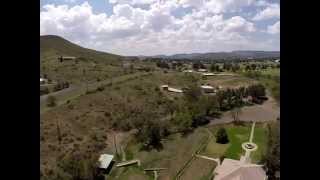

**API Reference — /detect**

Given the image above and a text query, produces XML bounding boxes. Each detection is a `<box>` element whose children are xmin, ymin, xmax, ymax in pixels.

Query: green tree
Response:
<box><xmin>210</xmin><ymin>64</ymin><xmax>219</xmax><ymax>72</ymax></box>
<box><xmin>262</xmin><ymin>122</ymin><xmax>280</xmax><ymax>179</ymax></box>
<box><xmin>173</xmin><ymin>111</ymin><xmax>193</xmax><ymax>132</ymax></box>
<box><xmin>216</xmin><ymin>127</ymin><xmax>229</xmax><ymax>144</ymax></box>
<box><xmin>184</xmin><ymin>85</ymin><xmax>202</xmax><ymax>102</ymax></box>
<box><xmin>248</xmin><ymin>84</ymin><xmax>266</xmax><ymax>99</ymax></box>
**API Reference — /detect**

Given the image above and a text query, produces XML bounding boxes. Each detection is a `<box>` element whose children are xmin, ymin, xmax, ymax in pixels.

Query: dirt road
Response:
<box><xmin>209</xmin><ymin>96</ymin><xmax>280</xmax><ymax>126</ymax></box>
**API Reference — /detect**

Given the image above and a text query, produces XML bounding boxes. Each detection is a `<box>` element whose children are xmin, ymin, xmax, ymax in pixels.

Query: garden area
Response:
<box><xmin>106</xmin><ymin>122</ymin><xmax>270</xmax><ymax>180</ymax></box>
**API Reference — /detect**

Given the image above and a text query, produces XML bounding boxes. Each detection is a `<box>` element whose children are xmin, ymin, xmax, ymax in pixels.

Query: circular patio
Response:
<box><xmin>242</xmin><ymin>142</ymin><xmax>258</xmax><ymax>152</ymax></box>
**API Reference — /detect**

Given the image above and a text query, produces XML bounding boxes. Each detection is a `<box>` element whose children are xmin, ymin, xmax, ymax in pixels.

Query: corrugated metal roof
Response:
<box><xmin>201</xmin><ymin>85</ymin><xmax>214</xmax><ymax>89</ymax></box>
<box><xmin>98</xmin><ymin>154</ymin><xmax>114</xmax><ymax>169</ymax></box>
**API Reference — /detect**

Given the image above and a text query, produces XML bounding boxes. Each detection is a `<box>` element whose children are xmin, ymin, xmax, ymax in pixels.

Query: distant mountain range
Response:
<box><xmin>147</xmin><ymin>51</ymin><xmax>280</xmax><ymax>60</ymax></box>
<box><xmin>41</xmin><ymin>35</ymin><xmax>279</xmax><ymax>62</ymax></box>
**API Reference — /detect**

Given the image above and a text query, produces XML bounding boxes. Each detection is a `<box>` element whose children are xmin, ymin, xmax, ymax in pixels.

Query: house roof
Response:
<box><xmin>98</xmin><ymin>154</ymin><xmax>114</xmax><ymax>169</ymax></box>
<box><xmin>214</xmin><ymin>158</ymin><xmax>266</xmax><ymax>180</ymax></box>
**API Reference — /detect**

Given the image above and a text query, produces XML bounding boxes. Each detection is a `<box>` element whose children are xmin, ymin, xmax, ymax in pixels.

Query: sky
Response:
<box><xmin>40</xmin><ymin>0</ymin><xmax>280</xmax><ymax>56</ymax></box>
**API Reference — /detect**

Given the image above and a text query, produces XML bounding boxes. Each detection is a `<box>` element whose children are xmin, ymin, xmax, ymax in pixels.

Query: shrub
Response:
<box><xmin>216</xmin><ymin>127</ymin><xmax>229</xmax><ymax>144</ymax></box>
<box><xmin>46</xmin><ymin>96</ymin><xmax>56</xmax><ymax>107</ymax></box>
<box><xmin>97</xmin><ymin>86</ymin><xmax>104</xmax><ymax>91</ymax></box>
<box><xmin>40</xmin><ymin>87</ymin><xmax>49</xmax><ymax>95</ymax></box>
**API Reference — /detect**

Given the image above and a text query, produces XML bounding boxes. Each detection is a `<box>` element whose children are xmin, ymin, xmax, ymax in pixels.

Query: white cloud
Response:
<box><xmin>252</xmin><ymin>3</ymin><xmax>280</xmax><ymax>21</ymax></box>
<box><xmin>109</xmin><ymin>0</ymin><xmax>157</xmax><ymax>5</ymax></box>
<box><xmin>267</xmin><ymin>21</ymin><xmax>280</xmax><ymax>34</ymax></box>
<box><xmin>181</xmin><ymin>0</ymin><xmax>255</xmax><ymax>13</ymax></box>
<box><xmin>41</xmin><ymin>1</ymin><xmax>279</xmax><ymax>55</ymax></box>
<box><xmin>64</xmin><ymin>0</ymin><xmax>78</xmax><ymax>3</ymax></box>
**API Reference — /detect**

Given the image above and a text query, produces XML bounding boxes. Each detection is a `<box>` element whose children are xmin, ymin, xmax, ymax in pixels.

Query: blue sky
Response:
<box><xmin>40</xmin><ymin>0</ymin><xmax>280</xmax><ymax>56</ymax></box>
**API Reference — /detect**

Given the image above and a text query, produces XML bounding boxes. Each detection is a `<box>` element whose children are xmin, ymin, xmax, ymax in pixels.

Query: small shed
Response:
<box><xmin>161</xmin><ymin>85</ymin><xmax>169</xmax><ymax>91</ymax></box>
<box><xmin>201</xmin><ymin>85</ymin><xmax>215</xmax><ymax>93</ymax></box>
<box><xmin>197</xmin><ymin>69</ymin><xmax>207</xmax><ymax>72</ymax></box>
<box><xmin>202</xmin><ymin>73</ymin><xmax>215</xmax><ymax>76</ymax></box>
<box><xmin>98</xmin><ymin>154</ymin><xmax>114</xmax><ymax>174</ymax></box>
<box><xmin>40</xmin><ymin>78</ymin><xmax>48</xmax><ymax>84</ymax></box>
<box><xmin>183</xmin><ymin>69</ymin><xmax>193</xmax><ymax>73</ymax></box>
<box><xmin>58</xmin><ymin>56</ymin><xmax>76</xmax><ymax>62</ymax></box>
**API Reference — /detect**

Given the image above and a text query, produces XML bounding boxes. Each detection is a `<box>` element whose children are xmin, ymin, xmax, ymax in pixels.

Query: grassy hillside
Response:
<box><xmin>40</xmin><ymin>35</ymin><xmax>125</xmax><ymax>84</ymax></box>
<box><xmin>40</xmin><ymin>35</ymin><xmax>120</xmax><ymax>63</ymax></box>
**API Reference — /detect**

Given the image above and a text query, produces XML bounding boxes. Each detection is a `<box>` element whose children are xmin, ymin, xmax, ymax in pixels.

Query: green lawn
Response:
<box><xmin>224</xmin><ymin>126</ymin><xmax>251</xmax><ymax>160</ymax></box>
<box><xmin>206</xmin><ymin>123</ymin><xmax>269</xmax><ymax>163</ymax></box>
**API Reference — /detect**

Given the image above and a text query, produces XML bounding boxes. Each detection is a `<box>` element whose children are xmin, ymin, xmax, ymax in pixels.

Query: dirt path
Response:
<box><xmin>209</xmin><ymin>96</ymin><xmax>280</xmax><ymax>126</ymax></box>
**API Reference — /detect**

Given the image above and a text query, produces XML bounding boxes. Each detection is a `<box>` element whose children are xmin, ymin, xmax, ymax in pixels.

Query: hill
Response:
<box><xmin>40</xmin><ymin>35</ymin><xmax>121</xmax><ymax>62</ymax></box>
<box><xmin>40</xmin><ymin>35</ymin><xmax>124</xmax><ymax>84</ymax></box>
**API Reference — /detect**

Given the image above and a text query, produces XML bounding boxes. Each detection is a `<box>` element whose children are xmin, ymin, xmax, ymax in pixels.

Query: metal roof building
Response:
<box><xmin>98</xmin><ymin>154</ymin><xmax>114</xmax><ymax>169</ymax></box>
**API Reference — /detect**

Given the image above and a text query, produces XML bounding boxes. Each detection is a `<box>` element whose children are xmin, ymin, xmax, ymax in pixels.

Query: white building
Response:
<box><xmin>201</xmin><ymin>85</ymin><xmax>215</xmax><ymax>93</ymax></box>
<box><xmin>161</xmin><ymin>85</ymin><xmax>183</xmax><ymax>93</ymax></box>
<box><xmin>98</xmin><ymin>154</ymin><xmax>114</xmax><ymax>170</ymax></box>
<box><xmin>198</xmin><ymin>68</ymin><xmax>208</xmax><ymax>72</ymax></box>
<box><xmin>183</xmin><ymin>69</ymin><xmax>194</xmax><ymax>73</ymax></box>
<box><xmin>202</xmin><ymin>73</ymin><xmax>215</xmax><ymax>76</ymax></box>
<box><xmin>40</xmin><ymin>78</ymin><xmax>48</xmax><ymax>84</ymax></box>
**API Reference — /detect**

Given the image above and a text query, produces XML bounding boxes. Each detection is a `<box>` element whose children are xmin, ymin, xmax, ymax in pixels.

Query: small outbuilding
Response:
<box><xmin>98</xmin><ymin>154</ymin><xmax>114</xmax><ymax>174</ymax></box>
<box><xmin>58</xmin><ymin>56</ymin><xmax>76</xmax><ymax>62</ymax></box>
<box><xmin>161</xmin><ymin>85</ymin><xmax>169</xmax><ymax>91</ymax></box>
<box><xmin>161</xmin><ymin>85</ymin><xmax>183</xmax><ymax>93</ymax></box>
<box><xmin>197</xmin><ymin>69</ymin><xmax>208</xmax><ymax>72</ymax></box>
<box><xmin>201</xmin><ymin>85</ymin><xmax>215</xmax><ymax>93</ymax></box>
<box><xmin>202</xmin><ymin>73</ymin><xmax>215</xmax><ymax>76</ymax></box>
<box><xmin>40</xmin><ymin>78</ymin><xmax>48</xmax><ymax>85</ymax></box>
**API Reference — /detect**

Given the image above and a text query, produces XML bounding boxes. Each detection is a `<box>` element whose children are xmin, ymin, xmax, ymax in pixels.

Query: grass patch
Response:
<box><xmin>206</xmin><ymin>123</ymin><xmax>269</xmax><ymax>163</ymax></box>
<box><xmin>224</xmin><ymin>126</ymin><xmax>250</xmax><ymax>160</ymax></box>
